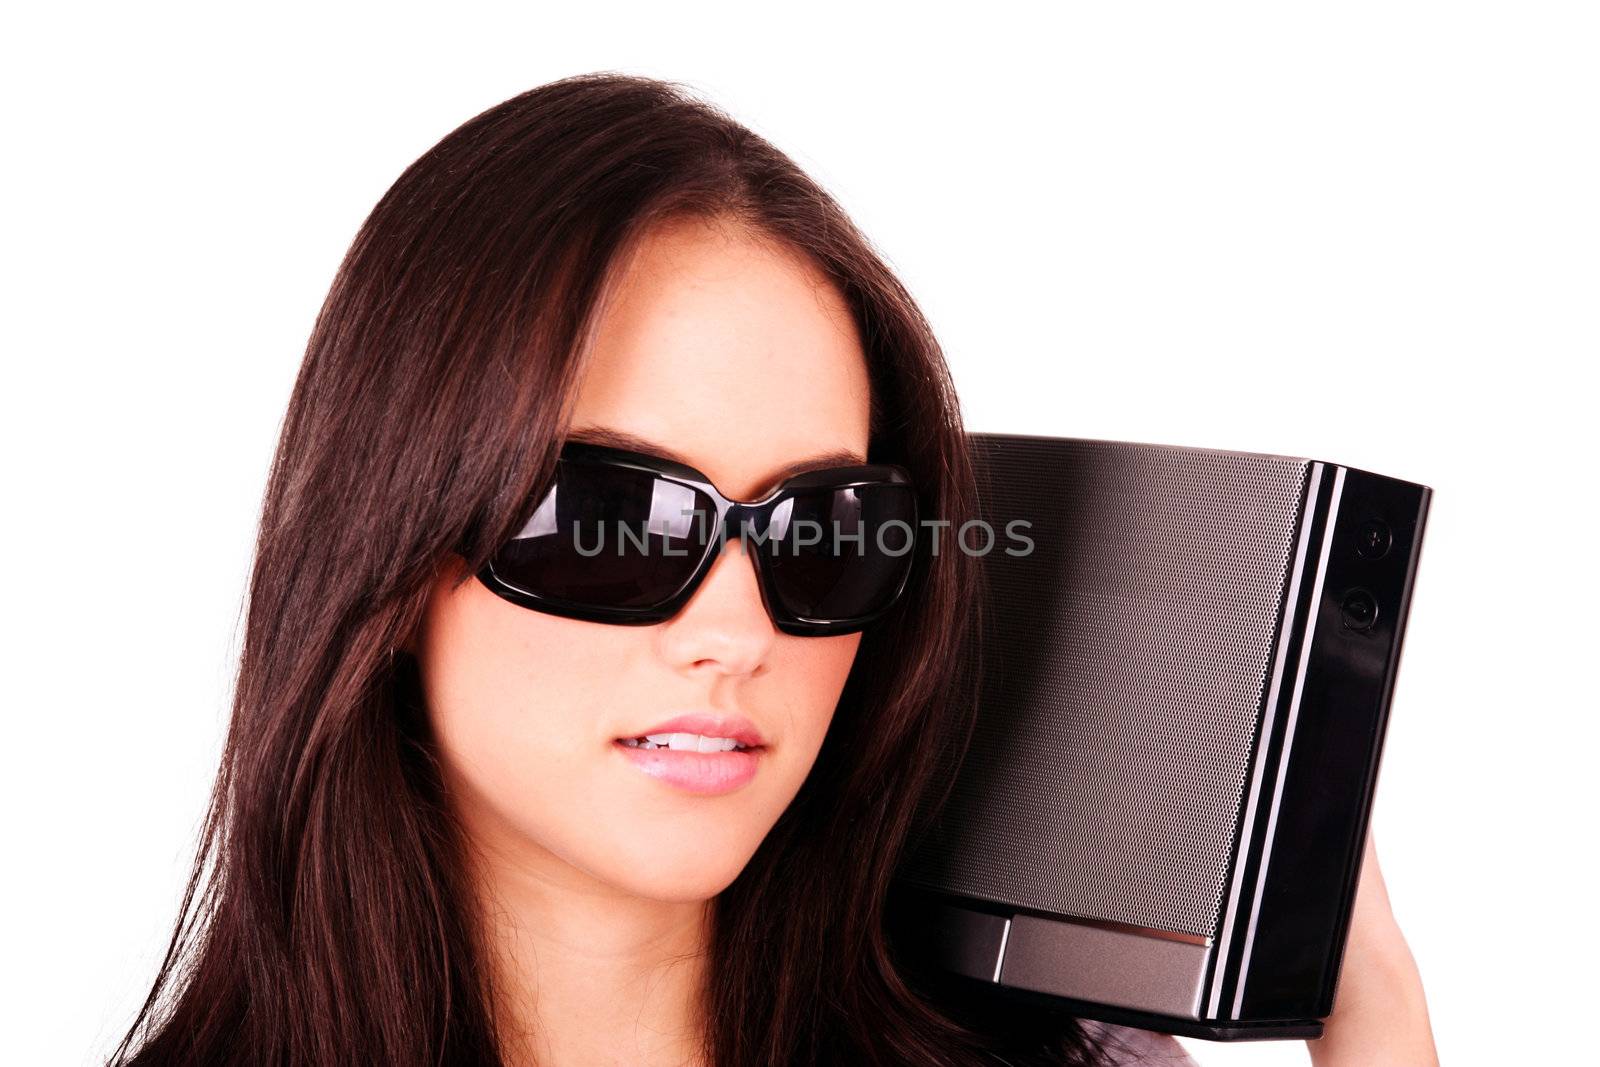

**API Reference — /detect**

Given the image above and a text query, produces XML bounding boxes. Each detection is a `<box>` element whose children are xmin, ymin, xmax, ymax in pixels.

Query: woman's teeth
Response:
<box><xmin>620</xmin><ymin>732</ymin><xmax>751</xmax><ymax>752</ymax></box>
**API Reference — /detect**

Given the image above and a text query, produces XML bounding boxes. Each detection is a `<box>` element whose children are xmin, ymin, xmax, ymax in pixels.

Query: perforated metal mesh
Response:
<box><xmin>898</xmin><ymin>434</ymin><xmax>1310</xmax><ymax>937</ymax></box>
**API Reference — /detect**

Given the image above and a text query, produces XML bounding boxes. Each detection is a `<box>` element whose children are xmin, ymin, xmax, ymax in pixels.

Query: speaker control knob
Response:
<box><xmin>1356</xmin><ymin>519</ymin><xmax>1392</xmax><ymax>559</ymax></box>
<box><xmin>1340</xmin><ymin>588</ymin><xmax>1379</xmax><ymax>632</ymax></box>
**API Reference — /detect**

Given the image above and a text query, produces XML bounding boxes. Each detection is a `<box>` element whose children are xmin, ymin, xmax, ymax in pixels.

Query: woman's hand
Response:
<box><xmin>1305</xmin><ymin>829</ymin><xmax>1439</xmax><ymax>1067</ymax></box>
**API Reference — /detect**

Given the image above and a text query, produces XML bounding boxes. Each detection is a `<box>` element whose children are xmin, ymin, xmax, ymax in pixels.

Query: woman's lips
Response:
<box><xmin>612</xmin><ymin>739</ymin><xmax>763</xmax><ymax>795</ymax></box>
<box><xmin>619</xmin><ymin>712</ymin><xmax>767</xmax><ymax>749</ymax></box>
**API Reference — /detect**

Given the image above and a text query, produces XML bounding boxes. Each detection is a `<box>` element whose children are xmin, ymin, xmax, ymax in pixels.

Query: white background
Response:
<box><xmin>5</xmin><ymin>4</ymin><xmax>1596</xmax><ymax>1064</ymax></box>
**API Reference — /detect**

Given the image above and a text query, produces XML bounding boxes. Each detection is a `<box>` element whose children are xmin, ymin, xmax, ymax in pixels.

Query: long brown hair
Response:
<box><xmin>113</xmin><ymin>73</ymin><xmax>1111</xmax><ymax>1066</ymax></box>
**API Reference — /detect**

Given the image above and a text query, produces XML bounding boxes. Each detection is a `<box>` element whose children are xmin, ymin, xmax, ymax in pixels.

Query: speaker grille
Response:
<box><xmin>899</xmin><ymin>435</ymin><xmax>1310</xmax><ymax>937</ymax></box>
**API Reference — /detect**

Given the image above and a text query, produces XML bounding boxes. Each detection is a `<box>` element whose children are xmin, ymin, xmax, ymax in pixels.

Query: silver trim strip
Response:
<box><xmin>1205</xmin><ymin>462</ymin><xmax>1325</xmax><ymax>1018</ymax></box>
<box><xmin>1001</xmin><ymin>913</ymin><xmax>1213</xmax><ymax>1018</ymax></box>
<box><xmin>1230</xmin><ymin>465</ymin><xmax>1347</xmax><ymax>1018</ymax></box>
<box><xmin>993</xmin><ymin>917</ymin><xmax>1012</xmax><ymax>982</ymax></box>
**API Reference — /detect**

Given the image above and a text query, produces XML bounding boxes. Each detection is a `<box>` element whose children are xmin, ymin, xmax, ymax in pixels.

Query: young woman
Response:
<box><xmin>113</xmin><ymin>73</ymin><xmax>1436</xmax><ymax>1066</ymax></box>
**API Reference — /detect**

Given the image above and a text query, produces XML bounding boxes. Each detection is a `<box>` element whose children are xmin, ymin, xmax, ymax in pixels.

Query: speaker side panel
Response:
<box><xmin>1231</xmin><ymin>467</ymin><xmax>1432</xmax><ymax>1020</ymax></box>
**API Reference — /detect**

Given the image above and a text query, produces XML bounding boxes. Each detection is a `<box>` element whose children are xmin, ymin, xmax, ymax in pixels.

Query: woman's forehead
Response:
<box><xmin>571</xmin><ymin>216</ymin><xmax>872</xmax><ymax>501</ymax></box>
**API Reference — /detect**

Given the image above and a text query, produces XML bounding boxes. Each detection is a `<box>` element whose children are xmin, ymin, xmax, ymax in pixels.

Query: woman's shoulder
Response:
<box><xmin>1076</xmin><ymin>1018</ymin><xmax>1199</xmax><ymax>1066</ymax></box>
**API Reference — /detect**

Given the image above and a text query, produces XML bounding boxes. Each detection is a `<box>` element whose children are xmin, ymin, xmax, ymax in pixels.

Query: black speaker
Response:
<box><xmin>889</xmin><ymin>432</ymin><xmax>1431</xmax><ymax>1041</ymax></box>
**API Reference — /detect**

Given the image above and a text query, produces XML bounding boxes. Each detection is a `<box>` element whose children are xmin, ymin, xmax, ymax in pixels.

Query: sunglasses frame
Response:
<box><xmin>476</xmin><ymin>440</ymin><xmax>919</xmax><ymax>636</ymax></box>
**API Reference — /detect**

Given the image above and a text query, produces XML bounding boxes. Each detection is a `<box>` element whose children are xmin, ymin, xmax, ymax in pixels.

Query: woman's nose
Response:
<box><xmin>655</xmin><ymin>535</ymin><xmax>776</xmax><ymax>677</ymax></box>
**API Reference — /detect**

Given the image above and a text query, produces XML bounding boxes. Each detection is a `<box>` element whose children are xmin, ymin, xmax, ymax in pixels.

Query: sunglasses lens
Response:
<box><xmin>490</xmin><ymin>459</ymin><xmax>715</xmax><ymax>611</ymax></box>
<box><xmin>761</xmin><ymin>484</ymin><xmax>917</xmax><ymax>626</ymax></box>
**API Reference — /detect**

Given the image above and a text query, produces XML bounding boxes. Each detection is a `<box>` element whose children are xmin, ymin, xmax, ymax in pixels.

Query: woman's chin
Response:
<box><xmin>593</xmin><ymin>841</ymin><xmax>755</xmax><ymax>903</ymax></box>
<box><xmin>524</xmin><ymin>820</ymin><xmax>753</xmax><ymax>903</ymax></box>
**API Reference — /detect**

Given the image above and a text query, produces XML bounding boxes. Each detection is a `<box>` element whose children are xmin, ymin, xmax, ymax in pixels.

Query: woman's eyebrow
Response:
<box><xmin>566</xmin><ymin>426</ymin><xmax>868</xmax><ymax>487</ymax></box>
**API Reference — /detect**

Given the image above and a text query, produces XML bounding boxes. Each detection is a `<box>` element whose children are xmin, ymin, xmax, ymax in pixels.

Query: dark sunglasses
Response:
<box><xmin>476</xmin><ymin>441</ymin><xmax>919</xmax><ymax>636</ymax></box>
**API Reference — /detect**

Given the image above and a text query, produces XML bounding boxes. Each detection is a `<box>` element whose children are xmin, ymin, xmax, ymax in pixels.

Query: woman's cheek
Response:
<box><xmin>416</xmin><ymin>577</ymin><xmax>616</xmax><ymax>836</ymax></box>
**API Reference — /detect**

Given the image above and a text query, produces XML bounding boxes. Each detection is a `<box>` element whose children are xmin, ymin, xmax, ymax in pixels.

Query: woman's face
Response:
<box><xmin>415</xmin><ymin>215</ymin><xmax>872</xmax><ymax>902</ymax></box>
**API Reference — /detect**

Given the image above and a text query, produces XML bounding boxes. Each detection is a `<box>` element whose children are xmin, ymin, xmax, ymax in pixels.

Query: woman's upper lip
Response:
<box><xmin>618</xmin><ymin>712</ymin><xmax>768</xmax><ymax>748</ymax></box>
